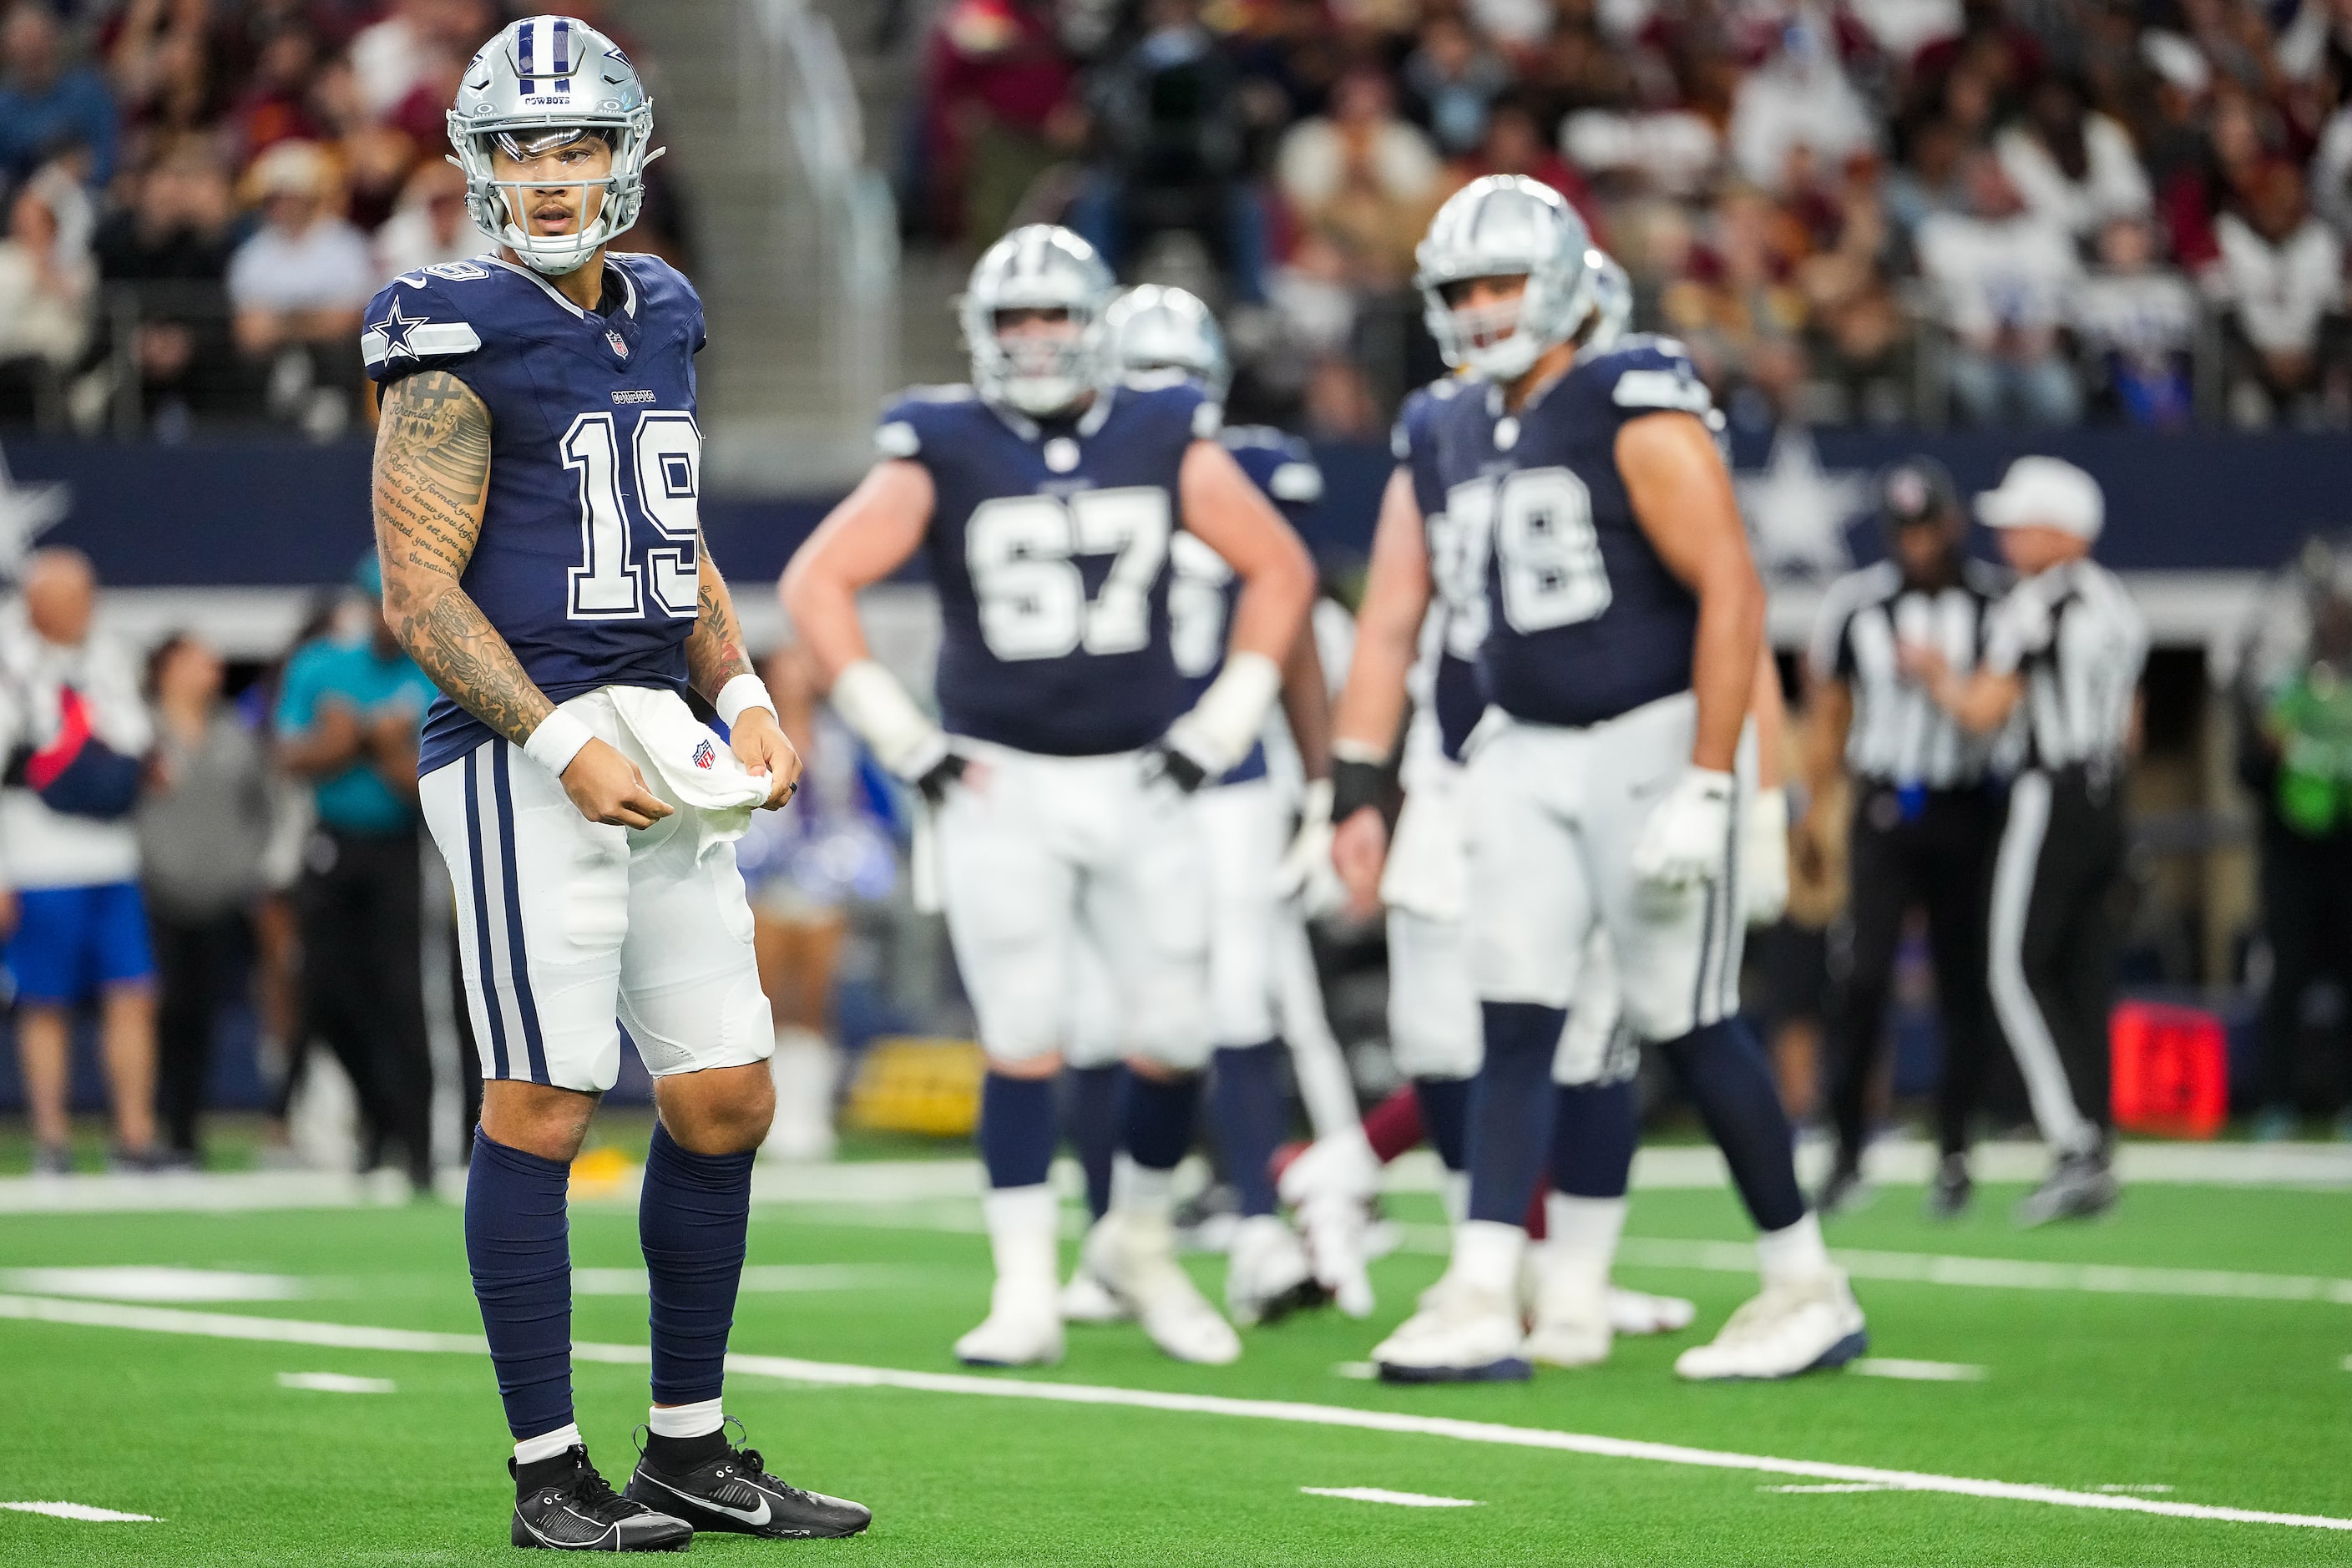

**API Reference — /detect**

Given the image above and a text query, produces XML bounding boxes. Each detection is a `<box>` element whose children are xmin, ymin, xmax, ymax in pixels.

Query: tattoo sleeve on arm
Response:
<box><xmin>685</xmin><ymin>540</ymin><xmax>754</xmax><ymax>700</ymax></box>
<box><xmin>372</xmin><ymin>369</ymin><xmax>554</xmax><ymax>748</ymax></box>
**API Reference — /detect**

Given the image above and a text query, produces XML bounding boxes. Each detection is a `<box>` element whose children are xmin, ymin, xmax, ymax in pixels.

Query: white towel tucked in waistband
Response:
<box><xmin>602</xmin><ymin>685</ymin><xmax>771</xmax><ymax>848</ymax></box>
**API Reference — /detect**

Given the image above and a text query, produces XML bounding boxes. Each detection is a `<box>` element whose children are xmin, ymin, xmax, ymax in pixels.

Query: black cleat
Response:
<box><xmin>510</xmin><ymin>1446</ymin><xmax>691</xmax><ymax>1552</ymax></box>
<box><xmin>1925</xmin><ymin>1153</ymin><xmax>1973</xmax><ymax>1220</ymax></box>
<box><xmin>2014</xmin><ymin>1151</ymin><xmax>2118</xmax><ymax>1227</ymax></box>
<box><xmin>627</xmin><ymin>1433</ymin><xmax>871</xmax><ymax>1540</ymax></box>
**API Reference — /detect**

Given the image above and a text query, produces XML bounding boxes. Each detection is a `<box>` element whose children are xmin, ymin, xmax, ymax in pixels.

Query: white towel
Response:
<box><xmin>603</xmin><ymin>685</ymin><xmax>771</xmax><ymax>853</ymax></box>
<box><xmin>1379</xmin><ymin>772</ymin><xmax>1469</xmax><ymax>922</ymax></box>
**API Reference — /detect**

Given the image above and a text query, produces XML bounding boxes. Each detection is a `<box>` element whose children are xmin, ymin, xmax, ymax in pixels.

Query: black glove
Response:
<box><xmin>912</xmin><ymin>750</ymin><xmax>968</xmax><ymax>806</ymax></box>
<box><xmin>1143</xmin><ymin>741</ymin><xmax>1210</xmax><ymax>795</ymax></box>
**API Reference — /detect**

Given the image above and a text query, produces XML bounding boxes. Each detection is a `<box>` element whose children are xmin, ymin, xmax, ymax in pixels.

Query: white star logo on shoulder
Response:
<box><xmin>369</xmin><ymin>298</ymin><xmax>426</xmax><ymax>362</ymax></box>
<box><xmin>0</xmin><ymin>442</ymin><xmax>68</xmax><ymax>582</ymax></box>
<box><xmin>1736</xmin><ymin>427</ymin><xmax>1869</xmax><ymax>579</ymax></box>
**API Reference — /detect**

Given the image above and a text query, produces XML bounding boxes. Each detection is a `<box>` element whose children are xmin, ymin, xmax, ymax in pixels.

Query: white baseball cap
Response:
<box><xmin>1975</xmin><ymin>456</ymin><xmax>2104</xmax><ymax>541</ymax></box>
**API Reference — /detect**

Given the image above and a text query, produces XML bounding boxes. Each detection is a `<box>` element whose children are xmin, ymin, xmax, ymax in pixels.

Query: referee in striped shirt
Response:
<box><xmin>1804</xmin><ymin>459</ymin><xmax>2007</xmax><ymax>1218</ymax></box>
<box><xmin>1906</xmin><ymin>458</ymin><xmax>2147</xmax><ymax>1227</ymax></box>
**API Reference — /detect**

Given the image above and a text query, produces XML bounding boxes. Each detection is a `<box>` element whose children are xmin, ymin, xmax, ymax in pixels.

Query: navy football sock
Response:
<box><xmin>977</xmin><ymin>1071</ymin><xmax>1057</xmax><ymax>1190</ymax></box>
<box><xmin>1465</xmin><ymin>1003</ymin><xmax>1565</xmax><ymax>1224</ymax></box>
<box><xmin>639</xmin><ymin>1121</ymin><xmax>754</xmax><ymax>1409</ymax></box>
<box><xmin>464</xmin><ymin>1128</ymin><xmax>574</xmax><ymax>1442</ymax></box>
<box><xmin>1551</xmin><ymin>1076</ymin><xmax>1640</xmax><ymax>1199</ymax></box>
<box><xmin>1121</xmin><ymin>1070</ymin><xmax>1199</xmax><ymax>1172</ymax></box>
<box><xmin>1659</xmin><ymin>1016</ymin><xmax>1807</xmax><ymax>1233</ymax></box>
<box><xmin>1414</xmin><ymin>1075</ymin><xmax>1474</xmax><ymax>1172</ymax></box>
<box><xmin>1210</xmin><ymin>1041</ymin><xmax>1285</xmax><ymax>1217</ymax></box>
<box><xmin>1063</xmin><ymin>1064</ymin><xmax>1121</xmax><ymax>1221</ymax></box>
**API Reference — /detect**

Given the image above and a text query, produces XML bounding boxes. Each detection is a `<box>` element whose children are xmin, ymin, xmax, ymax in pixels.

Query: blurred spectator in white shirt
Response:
<box><xmin>1276</xmin><ymin>66</ymin><xmax>1444</xmax><ymax>287</ymax></box>
<box><xmin>2211</xmin><ymin>159</ymin><xmax>2349</xmax><ymax>426</ymax></box>
<box><xmin>2071</xmin><ymin>215</ymin><xmax>2198</xmax><ymax>427</ymax></box>
<box><xmin>1995</xmin><ymin>75</ymin><xmax>2152</xmax><ymax>240</ymax></box>
<box><xmin>226</xmin><ymin>139</ymin><xmax>374</xmax><ymax>439</ymax></box>
<box><xmin>0</xmin><ymin>161</ymin><xmax>96</xmax><ymax>383</ymax></box>
<box><xmin>1919</xmin><ymin>151</ymin><xmax>2084</xmax><ymax>426</ymax></box>
<box><xmin>1728</xmin><ymin>17</ymin><xmax>1877</xmax><ymax>194</ymax></box>
<box><xmin>348</xmin><ymin>0</ymin><xmax>494</xmax><ymax>119</ymax></box>
<box><xmin>374</xmin><ymin>159</ymin><xmax>493</xmax><ymax>281</ymax></box>
<box><xmin>2310</xmin><ymin>104</ymin><xmax>2352</xmax><ymax>248</ymax></box>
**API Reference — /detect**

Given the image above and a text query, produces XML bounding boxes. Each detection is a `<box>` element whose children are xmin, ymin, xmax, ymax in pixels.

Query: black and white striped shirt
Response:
<box><xmin>1981</xmin><ymin>559</ymin><xmax>2147</xmax><ymax>772</ymax></box>
<box><xmin>1809</xmin><ymin>560</ymin><xmax>2009</xmax><ymax>789</ymax></box>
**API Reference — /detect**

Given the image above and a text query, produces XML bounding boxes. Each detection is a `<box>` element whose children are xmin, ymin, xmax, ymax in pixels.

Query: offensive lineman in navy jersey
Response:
<box><xmin>782</xmin><ymin>229</ymin><xmax>1316</xmax><ymax>1370</ymax></box>
<box><xmin>1339</xmin><ymin>177</ymin><xmax>1861</xmax><ymax>1383</ymax></box>
<box><xmin>367</xmin><ymin>16</ymin><xmax>867</xmax><ymax>1549</ymax></box>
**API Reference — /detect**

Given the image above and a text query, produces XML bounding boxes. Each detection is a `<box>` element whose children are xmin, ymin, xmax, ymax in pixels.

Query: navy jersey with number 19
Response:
<box><xmin>877</xmin><ymin>377</ymin><xmax>1216</xmax><ymax>757</ymax></box>
<box><xmin>362</xmin><ymin>251</ymin><xmax>709</xmax><ymax>776</ymax></box>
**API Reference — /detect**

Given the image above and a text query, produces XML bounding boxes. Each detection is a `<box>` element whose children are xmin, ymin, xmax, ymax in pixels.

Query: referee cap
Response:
<box><xmin>1975</xmin><ymin>457</ymin><xmax>2104</xmax><ymax>540</ymax></box>
<box><xmin>1877</xmin><ymin>457</ymin><xmax>1959</xmax><ymax>529</ymax></box>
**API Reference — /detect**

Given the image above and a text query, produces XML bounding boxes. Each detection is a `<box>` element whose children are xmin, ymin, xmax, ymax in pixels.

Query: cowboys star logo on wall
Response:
<box><xmin>0</xmin><ymin>442</ymin><xmax>69</xmax><ymax>583</ymax></box>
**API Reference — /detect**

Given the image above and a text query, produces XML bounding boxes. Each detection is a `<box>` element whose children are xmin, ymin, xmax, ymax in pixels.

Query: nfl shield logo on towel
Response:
<box><xmin>692</xmin><ymin>738</ymin><xmax>715</xmax><ymax>771</ymax></box>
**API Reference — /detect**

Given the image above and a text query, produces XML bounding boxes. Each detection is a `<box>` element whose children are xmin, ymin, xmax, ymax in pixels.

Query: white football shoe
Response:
<box><xmin>1606</xmin><ymin>1285</ymin><xmax>1697</xmax><ymax>1336</ymax></box>
<box><xmin>1226</xmin><ymin>1214</ymin><xmax>1323</xmax><ymax>1327</ymax></box>
<box><xmin>1060</xmin><ymin>1263</ymin><xmax>1130</xmax><ymax>1326</ymax></box>
<box><xmin>1294</xmin><ymin>1193</ymin><xmax>1377</xmax><ymax>1318</ymax></box>
<box><xmin>1084</xmin><ymin>1210</ymin><xmax>1242</xmax><ymax>1365</ymax></box>
<box><xmin>1370</xmin><ymin>1278</ymin><xmax>1530</xmax><ymax>1383</ymax></box>
<box><xmin>953</xmin><ymin>1279</ymin><xmax>1065</xmax><ymax>1368</ymax></box>
<box><xmin>1525</xmin><ymin>1272</ymin><xmax>1611</xmax><ymax>1369</ymax></box>
<box><xmin>1672</xmin><ymin>1269</ymin><xmax>1867</xmax><ymax>1382</ymax></box>
<box><xmin>1276</xmin><ymin>1130</ymin><xmax>1381</xmax><ymax>1211</ymax></box>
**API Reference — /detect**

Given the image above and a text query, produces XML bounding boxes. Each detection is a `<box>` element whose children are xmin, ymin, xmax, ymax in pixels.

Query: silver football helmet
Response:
<box><xmin>1104</xmin><ymin>285</ymin><xmax>1230</xmax><ymax>402</ymax></box>
<box><xmin>1581</xmin><ymin>248</ymin><xmax>1631</xmax><ymax>352</ymax></box>
<box><xmin>448</xmin><ymin>14</ymin><xmax>659</xmax><ymax>276</ymax></box>
<box><xmin>960</xmin><ymin>225</ymin><xmax>1116</xmax><ymax>417</ymax></box>
<box><xmin>1414</xmin><ymin>175</ymin><xmax>1594</xmax><ymax>382</ymax></box>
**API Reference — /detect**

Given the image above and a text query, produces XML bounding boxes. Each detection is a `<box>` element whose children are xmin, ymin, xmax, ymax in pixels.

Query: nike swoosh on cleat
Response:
<box><xmin>639</xmin><ymin>1472</ymin><xmax>770</xmax><ymax>1527</ymax></box>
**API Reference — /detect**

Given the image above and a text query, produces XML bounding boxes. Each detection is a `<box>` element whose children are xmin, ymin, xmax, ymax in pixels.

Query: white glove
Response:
<box><xmin>1272</xmin><ymin>779</ymin><xmax>1346</xmax><ymax>918</ymax></box>
<box><xmin>1630</xmin><ymin>766</ymin><xmax>1736</xmax><ymax>889</ymax></box>
<box><xmin>1741</xmin><ymin>786</ymin><xmax>1789</xmax><ymax>927</ymax></box>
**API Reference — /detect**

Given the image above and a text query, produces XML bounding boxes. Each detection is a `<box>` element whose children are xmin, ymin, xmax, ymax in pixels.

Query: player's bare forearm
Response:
<box><xmin>1281</xmin><ymin>622</ymin><xmax>1333</xmax><ymax>781</ymax></box>
<box><xmin>1751</xmin><ymin>639</ymin><xmax>1787</xmax><ymax>792</ymax></box>
<box><xmin>373</xmin><ymin>370</ymin><xmax>554</xmax><ymax>748</ymax></box>
<box><xmin>685</xmin><ymin>546</ymin><xmax>754</xmax><ymax>701</ymax></box>
<box><xmin>1618</xmin><ymin>412</ymin><xmax>1760</xmax><ymax>773</ymax></box>
<box><xmin>1333</xmin><ymin>468</ymin><xmax>1433</xmax><ymax>757</ymax></box>
<box><xmin>1803</xmin><ymin>676</ymin><xmax>1851</xmax><ymax>799</ymax></box>
<box><xmin>781</xmin><ymin>460</ymin><xmax>935</xmax><ymax>688</ymax></box>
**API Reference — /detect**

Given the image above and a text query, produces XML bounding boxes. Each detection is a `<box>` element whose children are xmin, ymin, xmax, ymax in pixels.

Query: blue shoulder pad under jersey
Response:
<box><xmin>363</xmin><ymin>252</ymin><xmax>710</xmax><ymax>776</ymax></box>
<box><xmin>880</xmin><ymin>378</ymin><xmax>1214</xmax><ymax>757</ymax></box>
<box><xmin>1429</xmin><ymin>338</ymin><xmax>1712</xmax><ymax>731</ymax></box>
<box><xmin>1393</xmin><ymin>377</ymin><xmax>1484</xmax><ymax>759</ymax></box>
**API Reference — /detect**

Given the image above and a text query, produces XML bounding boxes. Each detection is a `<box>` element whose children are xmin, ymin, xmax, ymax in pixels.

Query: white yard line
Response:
<box><xmin>1850</xmin><ymin>1358</ymin><xmax>1988</xmax><ymax>1383</ymax></box>
<box><xmin>2</xmin><ymin>1292</ymin><xmax>2346</xmax><ymax>1534</ymax></box>
<box><xmin>1301</xmin><ymin>1486</ymin><xmax>1479</xmax><ymax>1507</ymax></box>
<box><xmin>571</xmin><ymin>1264</ymin><xmax>935</xmax><ymax>1296</ymax></box>
<box><xmin>0</xmin><ymin>1501</ymin><xmax>158</xmax><ymax>1522</ymax></box>
<box><xmin>1760</xmin><ymin>1484</ymin><xmax>1897</xmax><ymax>1494</ymax></box>
<box><xmin>276</xmin><ymin>1372</ymin><xmax>397</xmax><ymax>1394</ymax></box>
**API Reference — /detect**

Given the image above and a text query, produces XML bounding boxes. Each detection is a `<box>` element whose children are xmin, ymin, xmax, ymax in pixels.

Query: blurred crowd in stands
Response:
<box><xmin>0</xmin><ymin>0</ymin><xmax>687</xmax><ymax>441</ymax></box>
<box><xmin>899</xmin><ymin>0</ymin><xmax>2352</xmax><ymax>435</ymax></box>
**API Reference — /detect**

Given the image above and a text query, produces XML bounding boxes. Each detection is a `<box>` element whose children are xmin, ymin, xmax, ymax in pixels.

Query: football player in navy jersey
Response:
<box><xmin>1284</xmin><ymin>253</ymin><xmax>1698</xmax><ymax>1364</ymax></box>
<box><xmin>366</xmin><ymin>16</ymin><xmax>867</xmax><ymax>1550</ymax></box>
<box><xmin>1050</xmin><ymin>285</ymin><xmax>1366</xmax><ymax>1330</ymax></box>
<box><xmin>781</xmin><ymin>229</ymin><xmax>1316</xmax><ymax>1370</ymax></box>
<box><xmin>1330</xmin><ymin>178</ymin><xmax>1859</xmax><ymax>1383</ymax></box>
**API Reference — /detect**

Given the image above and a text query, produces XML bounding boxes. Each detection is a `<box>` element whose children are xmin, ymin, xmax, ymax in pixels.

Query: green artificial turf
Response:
<box><xmin>1</xmin><ymin>1178</ymin><xmax>2348</xmax><ymax>1565</ymax></box>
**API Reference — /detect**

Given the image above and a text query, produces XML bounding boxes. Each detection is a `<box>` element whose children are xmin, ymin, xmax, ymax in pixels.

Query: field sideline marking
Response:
<box><xmin>1850</xmin><ymin>1358</ymin><xmax>1986</xmax><ymax>1382</ymax></box>
<box><xmin>1393</xmin><ymin>1227</ymin><xmax>2352</xmax><ymax>1308</ymax></box>
<box><xmin>277</xmin><ymin>1371</ymin><xmax>397</xmax><ymax>1394</ymax></box>
<box><xmin>3</xmin><ymin>1292</ymin><xmax>2347</xmax><ymax>1535</ymax></box>
<box><xmin>1301</xmin><ymin>1487</ymin><xmax>1479</xmax><ymax>1507</ymax></box>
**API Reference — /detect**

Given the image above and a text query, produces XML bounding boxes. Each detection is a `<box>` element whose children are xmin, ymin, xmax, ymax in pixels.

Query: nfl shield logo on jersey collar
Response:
<box><xmin>606</xmin><ymin>327</ymin><xmax>630</xmax><ymax>360</ymax></box>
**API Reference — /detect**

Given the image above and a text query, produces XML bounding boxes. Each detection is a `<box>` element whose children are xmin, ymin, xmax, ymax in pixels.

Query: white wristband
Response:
<box><xmin>714</xmin><ymin>673</ymin><xmax>776</xmax><ymax>730</ymax></box>
<box><xmin>524</xmin><ymin>710</ymin><xmax>595</xmax><ymax>778</ymax></box>
<box><xmin>1166</xmin><ymin>650</ymin><xmax>1282</xmax><ymax>777</ymax></box>
<box><xmin>829</xmin><ymin>658</ymin><xmax>948</xmax><ymax>781</ymax></box>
